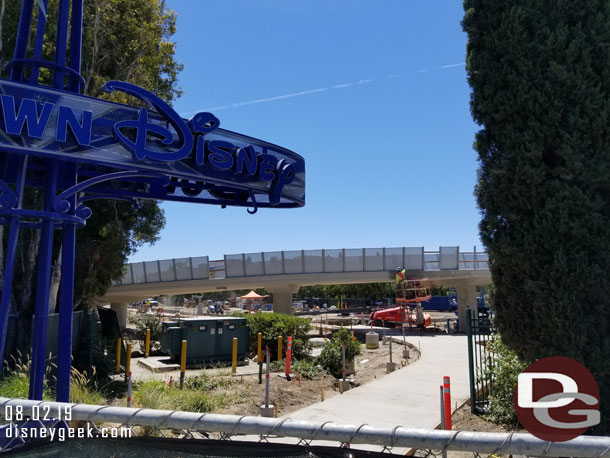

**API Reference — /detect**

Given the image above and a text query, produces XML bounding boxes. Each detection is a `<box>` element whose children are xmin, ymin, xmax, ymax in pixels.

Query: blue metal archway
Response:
<box><xmin>0</xmin><ymin>0</ymin><xmax>305</xmax><ymax>402</ymax></box>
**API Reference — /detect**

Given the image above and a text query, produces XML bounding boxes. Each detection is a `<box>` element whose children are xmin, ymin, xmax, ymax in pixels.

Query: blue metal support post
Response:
<box><xmin>0</xmin><ymin>156</ymin><xmax>28</xmax><ymax>367</ymax></box>
<box><xmin>29</xmin><ymin>161</ymin><xmax>58</xmax><ymax>400</ymax></box>
<box><xmin>57</xmin><ymin>162</ymin><xmax>77</xmax><ymax>402</ymax></box>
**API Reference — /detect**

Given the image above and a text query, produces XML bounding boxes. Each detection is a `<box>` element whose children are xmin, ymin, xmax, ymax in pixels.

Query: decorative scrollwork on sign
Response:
<box><xmin>78</xmin><ymin>195</ymin><xmax>140</xmax><ymax>210</ymax></box>
<box><xmin>75</xmin><ymin>204</ymin><xmax>92</xmax><ymax>220</ymax></box>
<box><xmin>0</xmin><ymin>180</ymin><xmax>18</xmax><ymax>210</ymax></box>
<box><xmin>247</xmin><ymin>193</ymin><xmax>258</xmax><ymax>215</ymax></box>
<box><xmin>53</xmin><ymin>171</ymin><xmax>170</xmax><ymax>214</ymax></box>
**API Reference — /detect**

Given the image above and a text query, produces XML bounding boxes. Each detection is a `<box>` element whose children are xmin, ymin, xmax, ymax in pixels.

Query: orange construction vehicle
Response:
<box><xmin>369</xmin><ymin>274</ymin><xmax>432</xmax><ymax>328</ymax></box>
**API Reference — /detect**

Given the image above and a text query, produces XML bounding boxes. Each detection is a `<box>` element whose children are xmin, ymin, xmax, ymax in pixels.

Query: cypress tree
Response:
<box><xmin>463</xmin><ymin>0</ymin><xmax>610</xmax><ymax>431</ymax></box>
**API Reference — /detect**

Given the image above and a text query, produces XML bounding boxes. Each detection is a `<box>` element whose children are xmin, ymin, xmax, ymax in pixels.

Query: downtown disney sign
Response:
<box><xmin>0</xmin><ymin>0</ymin><xmax>304</xmax><ymax>404</ymax></box>
<box><xmin>0</xmin><ymin>79</ymin><xmax>305</xmax><ymax>210</ymax></box>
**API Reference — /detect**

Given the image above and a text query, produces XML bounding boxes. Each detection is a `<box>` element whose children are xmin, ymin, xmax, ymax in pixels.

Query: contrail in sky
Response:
<box><xmin>183</xmin><ymin>62</ymin><xmax>464</xmax><ymax>115</ymax></box>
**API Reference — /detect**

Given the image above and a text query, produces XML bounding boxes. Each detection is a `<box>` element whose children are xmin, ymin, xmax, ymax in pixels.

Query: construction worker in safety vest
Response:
<box><xmin>395</xmin><ymin>267</ymin><xmax>406</xmax><ymax>285</ymax></box>
<box><xmin>395</xmin><ymin>267</ymin><xmax>406</xmax><ymax>298</ymax></box>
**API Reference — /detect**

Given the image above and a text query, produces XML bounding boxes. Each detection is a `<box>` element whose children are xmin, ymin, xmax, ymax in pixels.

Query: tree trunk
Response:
<box><xmin>48</xmin><ymin>245</ymin><xmax>62</xmax><ymax>313</ymax></box>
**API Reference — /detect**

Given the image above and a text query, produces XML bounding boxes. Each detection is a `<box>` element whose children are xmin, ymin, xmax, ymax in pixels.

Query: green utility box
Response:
<box><xmin>160</xmin><ymin>317</ymin><xmax>249</xmax><ymax>365</ymax></box>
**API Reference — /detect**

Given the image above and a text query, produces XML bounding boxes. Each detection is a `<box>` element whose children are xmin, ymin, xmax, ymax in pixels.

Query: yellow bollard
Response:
<box><xmin>125</xmin><ymin>342</ymin><xmax>132</xmax><ymax>379</ymax></box>
<box><xmin>115</xmin><ymin>337</ymin><xmax>121</xmax><ymax>373</ymax></box>
<box><xmin>257</xmin><ymin>332</ymin><xmax>262</xmax><ymax>362</ymax></box>
<box><xmin>232</xmin><ymin>337</ymin><xmax>238</xmax><ymax>374</ymax></box>
<box><xmin>145</xmin><ymin>329</ymin><xmax>150</xmax><ymax>358</ymax></box>
<box><xmin>180</xmin><ymin>340</ymin><xmax>187</xmax><ymax>389</ymax></box>
<box><xmin>277</xmin><ymin>336</ymin><xmax>283</xmax><ymax>362</ymax></box>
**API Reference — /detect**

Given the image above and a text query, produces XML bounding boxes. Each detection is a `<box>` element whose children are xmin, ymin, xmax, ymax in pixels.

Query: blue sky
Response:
<box><xmin>130</xmin><ymin>1</ymin><xmax>482</xmax><ymax>262</ymax></box>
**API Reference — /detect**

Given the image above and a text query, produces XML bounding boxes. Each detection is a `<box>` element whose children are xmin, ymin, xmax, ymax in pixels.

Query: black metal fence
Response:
<box><xmin>466</xmin><ymin>307</ymin><xmax>496</xmax><ymax>414</ymax></box>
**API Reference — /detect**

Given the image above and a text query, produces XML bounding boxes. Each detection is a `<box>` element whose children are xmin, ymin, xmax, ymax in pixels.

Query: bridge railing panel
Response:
<box><xmin>225</xmin><ymin>254</ymin><xmax>245</xmax><ymax>278</ymax></box>
<box><xmin>159</xmin><ymin>259</ymin><xmax>176</xmax><ymax>281</ymax></box>
<box><xmin>174</xmin><ymin>258</ymin><xmax>193</xmax><ymax>280</ymax></box>
<box><xmin>459</xmin><ymin>252</ymin><xmax>474</xmax><ymax>270</ymax></box>
<box><xmin>191</xmin><ymin>256</ymin><xmax>210</xmax><ymax>280</ymax></box>
<box><xmin>424</xmin><ymin>251</ymin><xmax>440</xmax><ymax>270</ymax></box>
<box><xmin>323</xmin><ymin>249</ymin><xmax>343</xmax><ymax>272</ymax></box>
<box><xmin>474</xmin><ymin>251</ymin><xmax>489</xmax><ymax>270</ymax></box>
<box><xmin>405</xmin><ymin>247</ymin><xmax>424</xmax><ymax>270</ymax></box>
<box><xmin>145</xmin><ymin>261</ymin><xmax>160</xmax><ymax>283</ymax></box>
<box><xmin>245</xmin><ymin>252</ymin><xmax>264</xmax><ymax>276</ymax></box>
<box><xmin>344</xmin><ymin>248</ymin><xmax>364</xmax><ymax>272</ymax></box>
<box><xmin>264</xmin><ymin>251</ymin><xmax>283</xmax><ymax>275</ymax></box>
<box><xmin>364</xmin><ymin>247</ymin><xmax>383</xmax><ymax>271</ymax></box>
<box><xmin>283</xmin><ymin>250</ymin><xmax>304</xmax><ymax>274</ymax></box>
<box><xmin>440</xmin><ymin>246</ymin><xmax>459</xmax><ymax>270</ymax></box>
<box><xmin>303</xmin><ymin>249</ymin><xmax>323</xmax><ymax>273</ymax></box>
<box><xmin>132</xmin><ymin>262</ymin><xmax>146</xmax><ymax>284</ymax></box>
<box><xmin>383</xmin><ymin>247</ymin><xmax>403</xmax><ymax>271</ymax></box>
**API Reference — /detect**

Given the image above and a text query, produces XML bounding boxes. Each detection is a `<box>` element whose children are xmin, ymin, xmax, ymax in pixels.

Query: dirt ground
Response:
<box><xmin>218</xmin><ymin>338</ymin><xmax>420</xmax><ymax>417</ymax></box>
<box><xmin>410</xmin><ymin>403</ymin><xmax>515</xmax><ymax>458</ymax></box>
<box><xmin>452</xmin><ymin>404</ymin><xmax>511</xmax><ymax>434</ymax></box>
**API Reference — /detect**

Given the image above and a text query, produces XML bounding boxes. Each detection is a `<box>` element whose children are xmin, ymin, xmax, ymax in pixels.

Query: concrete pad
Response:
<box><xmin>137</xmin><ymin>357</ymin><xmax>179</xmax><ymax>372</ymax></box>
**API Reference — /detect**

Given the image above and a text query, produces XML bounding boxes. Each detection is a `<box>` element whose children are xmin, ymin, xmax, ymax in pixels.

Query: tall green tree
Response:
<box><xmin>463</xmin><ymin>0</ymin><xmax>610</xmax><ymax>431</ymax></box>
<box><xmin>0</xmin><ymin>0</ymin><xmax>180</xmax><ymax>352</ymax></box>
<box><xmin>297</xmin><ymin>283</ymin><xmax>392</xmax><ymax>301</ymax></box>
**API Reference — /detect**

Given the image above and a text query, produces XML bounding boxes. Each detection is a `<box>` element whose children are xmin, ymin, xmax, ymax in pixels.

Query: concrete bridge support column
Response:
<box><xmin>269</xmin><ymin>285</ymin><xmax>299</xmax><ymax>314</ymax></box>
<box><xmin>455</xmin><ymin>282</ymin><xmax>478</xmax><ymax>332</ymax></box>
<box><xmin>110</xmin><ymin>302</ymin><xmax>128</xmax><ymax>330</ymax></box>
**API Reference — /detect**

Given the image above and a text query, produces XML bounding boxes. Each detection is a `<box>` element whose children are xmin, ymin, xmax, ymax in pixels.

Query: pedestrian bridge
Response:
<box><xmin>101</xmin><ymin>246</ymin><xmax>491</xmax><ymax>330</ymax></box>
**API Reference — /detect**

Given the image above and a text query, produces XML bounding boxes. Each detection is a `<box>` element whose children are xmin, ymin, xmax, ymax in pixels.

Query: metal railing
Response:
<box><xmin>1</xmin><ymin>398</ymin><xmax>609</xmax><ymax>457</ymax></box>
<box><xmin>113</xmin><ymin>246</ymin><xmax>489</xmax><ymax>286</ymax></box>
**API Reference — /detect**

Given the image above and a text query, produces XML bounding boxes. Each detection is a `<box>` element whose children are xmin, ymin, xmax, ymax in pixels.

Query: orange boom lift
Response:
<box><xmin>369</xmin><ymin>273</ymin><xmax>432</xmax><ymax>328</ymax></box>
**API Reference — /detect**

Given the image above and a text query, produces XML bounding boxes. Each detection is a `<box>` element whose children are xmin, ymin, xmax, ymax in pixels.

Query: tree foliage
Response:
<box><xmin>297</xmin><ymin>283</ymin><xmax>392</xmax><ymax>300</ymax></box>
<box><xmin>463</xmin><ymin>0</ymin><xmax>610</xmax><ymax>432</ymax></box>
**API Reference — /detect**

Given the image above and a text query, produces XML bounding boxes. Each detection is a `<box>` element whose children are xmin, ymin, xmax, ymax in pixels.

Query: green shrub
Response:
<box><xmin>184</xmin><ymin>372</ymin><xmax>234</xmax><ymax>391</ymax></box>
<box><xmin>129</xmin><ymin>313</ymin><xmax>163</xmax><ymax>351</ymax></box>
<box><xmin>269</xmin><ymin>358</ymin><xmax>321</xmax><ymax>380</ymax></box>
<box><xmin>244</xmin><ymin>313</ymin><xmax>312</xmax><ymax>360</ymax></box>
<box><xmin>291</xmin><ymin>359</ymin><xmax>321</xmax><ymax>380</ymax></box>
<box><xmin>0</xmin><ymin>353</ymin><xmax>53</xmax><ymax>400</ymax></box>
<box><xmin>69</xmin><ymin>368</ymin><xmax>106</xmax><ymax>405</ymax></box>
<box><xmin>317</xmin><ymin>328</ymin><xmax>361</xmax><ymax>378</ymax></box>
<box><xmin>484</xmin><ymin>338</ymin><xmax>527</xmax><ymax>426</ymax></box>
<box><xmin>132</xmin><ymin>375</ymin><xmax>244</xmax><ymax>414</ymax></box>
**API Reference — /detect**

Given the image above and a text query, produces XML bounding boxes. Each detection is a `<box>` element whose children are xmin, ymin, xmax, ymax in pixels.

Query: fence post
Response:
<box><xmin>443</xmin><ymin>376</ymin><xmax>452</xmax><ymax>430</ymax></box>
<box><xmin>127</xmin><ymin>371</ymin><xmax>132</xmax><ymax>407</ymax></box>
<box><xmin>232</xmin><ymin>337</ymin><xmax>238</xmax><ymax>374</ymax></box>
<box><xmin>265</xmin><ymin>347</ymin><xmax>270</xmax><ymax>408</ymax></box>
<box><xmin>284</xmin><ymin>336</ymin><xmax>293</xmax><ymax>380</ymax></box>
<box><xmin>88</xmin><ymin>312</ymin><xmax>95</xmax><ymax>379</ymax></box>
<box><xmin>466</xmin><ymin>308</ymin><xmax>476</xmax><ymax>414</ymax></box>
<box><xmin>440</xmin><ymin>385</ymin><xmax>447</xmax><ymax>458</ymax></box>
<box><xmin>125</xmin><ymin>343</ymin><xmax>132</xmax><ymax>383</ymax></box>
<box><xmin>180</xmin><ymin>340</ymin><xmax>187</xmax><ymax>389</ymax></box>
<box><xmin>145</xmin><ymin>328</ymin><xmax>150</xmax><ymax>358</ymax></box>
<box><xmin>115</xmin><ymin>337</ymin><xmax>121</xmax><ymax>374</ymax></box>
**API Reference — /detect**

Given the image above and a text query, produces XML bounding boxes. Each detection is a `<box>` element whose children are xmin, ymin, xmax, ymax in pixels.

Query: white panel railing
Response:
<box><xmin>114</xmin><ymin>247</ymin><xmax>488</xmax><ymax>284</ymax></box>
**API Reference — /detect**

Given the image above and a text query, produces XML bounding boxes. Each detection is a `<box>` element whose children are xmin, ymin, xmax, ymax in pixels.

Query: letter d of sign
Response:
<box><xmin>103</xmin><ymin>81</ymin><xmax>193</xmax><ymax>162</ymax></box>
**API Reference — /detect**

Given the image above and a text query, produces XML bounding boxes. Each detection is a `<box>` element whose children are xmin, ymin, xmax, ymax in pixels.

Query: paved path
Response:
<box><xmin>283</xmin><ymin>334</ymin><xmax>470</xmax><ymax>430</ymax></box>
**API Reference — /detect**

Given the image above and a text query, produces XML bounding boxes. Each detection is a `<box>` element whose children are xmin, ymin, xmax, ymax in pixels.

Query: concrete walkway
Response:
<box><xmin>283</xmin><ymin>334</ymin><xmax>470</xmax><ymax>430</ymax></box>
